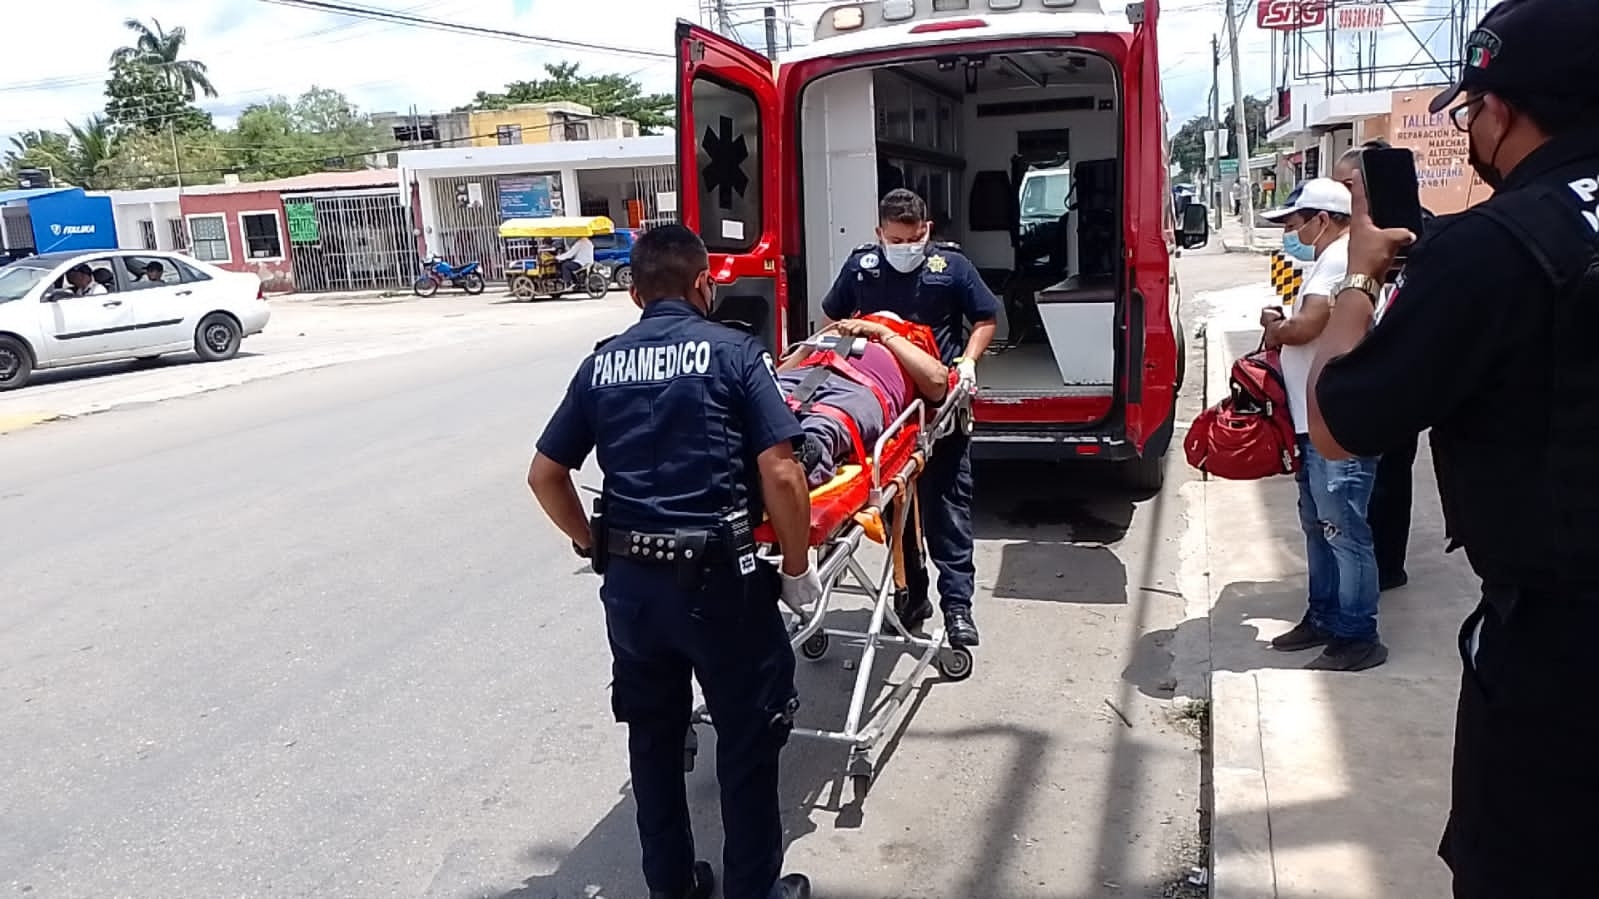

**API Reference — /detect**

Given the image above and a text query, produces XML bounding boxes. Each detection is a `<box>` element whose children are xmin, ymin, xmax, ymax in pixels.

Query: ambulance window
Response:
<box><xmin>692</xmin><ymin>75</ymin><xmax>762</xmax><ymax>253</ymax></box>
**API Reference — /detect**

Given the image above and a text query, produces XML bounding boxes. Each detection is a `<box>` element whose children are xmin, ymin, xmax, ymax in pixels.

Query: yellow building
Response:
<box><xmin>466</xmin><ymin>102</ymin><xmax>639</xmax><ymax>147</ymax></box>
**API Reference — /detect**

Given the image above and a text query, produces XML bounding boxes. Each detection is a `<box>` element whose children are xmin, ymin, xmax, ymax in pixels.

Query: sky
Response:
<box><xmin>0</xmin><ymin>0</ymin><xmax>1470</xmax><ymax>145</ymax></box>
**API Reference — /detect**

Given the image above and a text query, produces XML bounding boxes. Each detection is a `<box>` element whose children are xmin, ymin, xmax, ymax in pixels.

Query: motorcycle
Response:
<box><xmin>413</xmin><ymin>256</ymin><xmax>486</xmax><ymax>297</ymax></box>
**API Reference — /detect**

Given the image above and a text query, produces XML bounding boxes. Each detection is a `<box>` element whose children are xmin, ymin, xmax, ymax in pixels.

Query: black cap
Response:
<box><xmin>1429</xmin><ymin>0</ymin><xmax>1599</xmax><ymax>114</ymax></box>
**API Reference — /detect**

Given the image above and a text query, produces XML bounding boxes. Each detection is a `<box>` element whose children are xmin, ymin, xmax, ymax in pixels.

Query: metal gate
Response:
<box><xmin>428</xmin><ymin>172</ymin><xmax>567</xmax><ymax>277</ymax></box>
<box><xmin>284</xmin><ymin>190</ymin><xmax>415</xmax><ymax>292</ymax></box>
<box><xmin>630</xmin><ymin>165</ymin><xmax>678</xmax><ymax>230</ymax></box>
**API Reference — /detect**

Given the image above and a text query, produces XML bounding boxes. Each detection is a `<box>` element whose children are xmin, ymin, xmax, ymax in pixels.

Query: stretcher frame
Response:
<box><xmin>685</xmin><ymin>380</ymin><xmax>975</xmax><ymax>788</ymax></box>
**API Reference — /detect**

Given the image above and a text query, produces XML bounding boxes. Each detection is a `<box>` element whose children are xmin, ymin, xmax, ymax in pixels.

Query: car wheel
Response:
<box><xmin>195</xmin><ymin>313</ymin><xmax>242</xmax><ymax>362</ymax></box>
<box><xmin>613</xmin><ymin>265</ymin><xmax>633</xmax><ymax>290</ymax></box>
<box><xmin>0</xmin><ymin>335</ymin><xmax>34</xmax><ymax>391</ymax></box>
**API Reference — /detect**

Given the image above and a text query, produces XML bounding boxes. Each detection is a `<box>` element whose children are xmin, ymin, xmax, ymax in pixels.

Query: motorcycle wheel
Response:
<box><xmin>413</xmin><ymin>276</ymin><xmax>439</xmax><ymax>298</ymax></box>
<box><xmin>585</xmin><ymin>271</ymin><xmax>609</xmax><ymax>299</ymax></box>
<box><xmin>510</xmin><ymin>275</ymin><xmax>536</xmax><ymax>300</ymax></box>
<box><xmin>461</xmin><ymin>272</ymin><xmax>486</xmax><ymax>295</ymax></box>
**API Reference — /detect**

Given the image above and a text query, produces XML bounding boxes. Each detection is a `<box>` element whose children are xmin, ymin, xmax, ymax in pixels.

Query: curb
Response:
<box><xmin>1221</xmin><ymin>238</ymin><xmax>1277</xmax><ymax>256</ymax></box>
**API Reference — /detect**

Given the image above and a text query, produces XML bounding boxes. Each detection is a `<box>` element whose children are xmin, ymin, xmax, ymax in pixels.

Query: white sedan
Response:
<box><xmin>0</xmin><ymin>249</ymin><xmax>271</xmax><ymax>391</ymax></box>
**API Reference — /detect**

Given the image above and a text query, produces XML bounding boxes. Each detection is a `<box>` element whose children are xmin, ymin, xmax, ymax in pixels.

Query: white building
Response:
<box><xmin>397</xmin><ymin>136</ymin><xmax>677</xmax><ymax>274</ymax></box>
<box><xmin>91</xmin><ymin>187</ymin><xmax>185</xmax><ymax>252</ymax></box>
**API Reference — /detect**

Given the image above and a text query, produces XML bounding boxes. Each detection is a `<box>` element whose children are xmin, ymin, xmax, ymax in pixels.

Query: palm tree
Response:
<box><xmin>110</xmin><ymin>17</ymin><xmax>217</xmax><ymax>102</ymax></box>
<box><xmin>65</xmin><ymin>116</ymin><xmax>119</xmax><ymax>188</ymax></box>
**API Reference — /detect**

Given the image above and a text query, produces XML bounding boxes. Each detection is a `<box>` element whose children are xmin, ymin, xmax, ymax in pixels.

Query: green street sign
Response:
<box><xmin>1219</xmin><ymin>158</ymin><xmax>1240</xmax><ymax>176</ymax></box>
<box><xmin>286</xmin><ymin>202</ymin><xmax>319</xmax><ymax>243</ymax></box>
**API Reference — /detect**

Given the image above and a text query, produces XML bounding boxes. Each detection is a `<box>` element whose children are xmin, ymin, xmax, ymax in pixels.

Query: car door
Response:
<box><xmin>35</xmin><ymin>257</ymin><xmax>138</xmax><ymax>362</ymax></box>
<box><xmin>121</xmin><ymin>254</ymin><xmax>197</xmax><ymax>348</ymax></box>
<box><xmin>675</xmin><ymin>22</ymin><xmax>786</xmax><ymax>350</ymax></box>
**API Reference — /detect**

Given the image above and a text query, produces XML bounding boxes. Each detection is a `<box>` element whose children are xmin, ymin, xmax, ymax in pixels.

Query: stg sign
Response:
<box><xmin>1257</xmin><ymin>0</ymin><xmax>1326</xmax><ymax>30</ymax></box>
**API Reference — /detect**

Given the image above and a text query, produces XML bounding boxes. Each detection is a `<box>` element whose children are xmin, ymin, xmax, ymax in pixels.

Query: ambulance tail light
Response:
<box><xmin>910</xmin><ymin>17</ymin><xmax>988</xmax><ymax>32</ymax></box>
<box><xmin>831</xmin><ymin>5</ymin><xmax>865</xmax><ymax>30</ymax></box>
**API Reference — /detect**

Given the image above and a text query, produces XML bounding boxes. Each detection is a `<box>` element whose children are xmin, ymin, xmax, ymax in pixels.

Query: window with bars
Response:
<box><xmin>188</xmin><ymin>215</ymin><xmax>229</xmax><ymax>262</ymax></box>
<box><xmin>137</xmin><ymin>220</ymin><xmax>157</xmax><ymax>250</ymax></box>
<box><xmin>240</xmin><ymin>212</ymin><xmax>283</xmax><ymax>259</ymax></box>
<box><xmin>496</xmin><ymin>124</ymin><xmax>522</xmax><ymax>145</ymax></box>
<box><xmin>167</xmin><ymin>219</ymin><xmax>187</xmax><ymax>250</ymax></box>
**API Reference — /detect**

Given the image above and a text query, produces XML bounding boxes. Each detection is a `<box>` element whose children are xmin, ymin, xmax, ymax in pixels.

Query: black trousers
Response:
<box><xmin>1368</xmin><ymin>431</ymin><xmax>1417</xmax><ymax>583</ymax></box>
<box><xmin>1441</xmin><ymin>585</ymin><xmax>1599</xmax><ymax>897</ymax></box>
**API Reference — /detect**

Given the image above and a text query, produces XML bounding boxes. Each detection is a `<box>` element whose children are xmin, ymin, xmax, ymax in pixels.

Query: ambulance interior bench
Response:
<box><xmin>683</xmin><ymin>352</ymin><xmax>975</xmax><ymax>795</ymax></box>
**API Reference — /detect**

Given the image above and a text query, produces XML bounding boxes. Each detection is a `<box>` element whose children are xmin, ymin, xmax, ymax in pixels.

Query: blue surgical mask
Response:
<box><xmin>1282</xmin><ymin>231</ymin><xmax>1315</xmax><ymax>263</ymax></box>
<box><xmin>884</xmin><ymin>242</ymin><xmax>928</xmax><ymax>273</ymax></box>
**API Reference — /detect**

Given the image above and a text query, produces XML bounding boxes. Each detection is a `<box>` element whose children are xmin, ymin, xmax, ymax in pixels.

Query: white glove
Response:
<box><xmin>955</xmin><ymin>357</ymin><xmax>977</xmax><ymax>387</ymax></box>
<box><xmin>780</xmin><ymin>564</ymin><xmax>823</xmax><ymax>610</ymax></box>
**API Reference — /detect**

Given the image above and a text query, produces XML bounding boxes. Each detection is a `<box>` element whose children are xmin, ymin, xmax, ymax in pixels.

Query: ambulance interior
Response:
<box><xmin>799</xmin><ymin>49</ymin><xmax>1124</xmax><ymax>402</ymax></box>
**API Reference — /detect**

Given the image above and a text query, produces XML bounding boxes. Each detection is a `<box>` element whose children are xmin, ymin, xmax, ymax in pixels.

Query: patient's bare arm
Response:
<box><xmin>834</xmin><ymin>319</ymin><xmax>948</xmax><ymax>403</ymax></box>
<box><xmin>775</xmin><ymin>323</ymin><xmax>843</xmax><ymax>372</ymax></box>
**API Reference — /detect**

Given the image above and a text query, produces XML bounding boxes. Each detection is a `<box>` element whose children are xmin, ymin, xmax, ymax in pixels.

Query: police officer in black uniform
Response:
<box><xmin>1305</xmin><ymin>1</ymin><xmax>1599</xmax><ymax>893</ymax></box>
<box><xmin>528</xmin><ymin>225</ymin><xmax>816</xmax><ymax>899</ymax></box>
<box><xmin>821</xmin><ymin>189</ymin><xmax>1000</xmax><ymax>648</ymax></box>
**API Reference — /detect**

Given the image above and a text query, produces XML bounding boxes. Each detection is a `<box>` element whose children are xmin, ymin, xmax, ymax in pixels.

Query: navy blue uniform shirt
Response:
<box><xmin>536</xmin><ymin>299</ymin><xmax>805</xmax><ymax>532</ymax></box>
<box><xmin>820</xmin><ymin>245</ymin><xmax>1000</xmax><ymax>365</ymax></box>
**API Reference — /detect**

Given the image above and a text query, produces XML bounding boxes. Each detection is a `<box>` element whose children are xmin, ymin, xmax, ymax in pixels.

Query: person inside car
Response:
<box><xmin>65</xmin><ymin>264</ymin><xmax>106</xmax><ymax>297</ymax></box>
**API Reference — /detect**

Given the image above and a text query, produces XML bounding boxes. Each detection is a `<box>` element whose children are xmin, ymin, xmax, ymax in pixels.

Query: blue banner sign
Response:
<box><xmin>498</xmin><ymin>175</ymin><xmax>554</xmax><ymax>220</ymax></box>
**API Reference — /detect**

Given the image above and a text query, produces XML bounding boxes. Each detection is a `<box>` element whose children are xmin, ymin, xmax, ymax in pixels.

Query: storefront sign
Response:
<box><xmin>498</xmin><ymin>175</ymin><xmax>554</xmax><ymax>220</ymax></box>
<box><xmin>26</xmin><ymin>189</ymin><xmax>116</xmax><ymax>253</ymax></box>
<box><xmin>1257</xmin><ymin>0</ymin><xmax>1325</xmax><ymax>31</ymax></box>
<box><xmin>1335</xmin><ymin>4</ymin><xmax>1386</xmax><ymax>30</ymax></box>
<box><xmin>1388</xmin><ymin>87</ymin><xmax>1493</xmax><ymax>214</ymax></box>
<box><xmin>285</xmin><ymin>202</ymin><xmax>319</xmax><ymax>243</ymax></box>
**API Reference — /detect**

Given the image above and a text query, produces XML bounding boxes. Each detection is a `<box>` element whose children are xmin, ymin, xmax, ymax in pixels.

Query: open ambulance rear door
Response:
<box><xmin>675</xmin><ymin>21</ymin><xmax>790</xmax><ymax>352</ymax></box>
<box><xmin>1121</xmin><ymin>0</ymin><xmax>1180</xmax><ymax>467</ymax></box>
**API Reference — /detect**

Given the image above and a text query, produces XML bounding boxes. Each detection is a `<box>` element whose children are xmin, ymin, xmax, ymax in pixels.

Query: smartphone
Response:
<box><xmin>1360</xmin><ymin>147</ymin><xmax>1425</xmax><ymax>240</ymax></box>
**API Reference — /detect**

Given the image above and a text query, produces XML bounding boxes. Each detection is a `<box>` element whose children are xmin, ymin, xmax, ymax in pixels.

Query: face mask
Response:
<box><xmin>884</xmin><ymin>241</ymin><xmax>928</xmax><ymax>273</ymax></box>
<box><xmin>1283</xmin><ymin>224</ymin><xmax>1318</xmax><ymax>262</ymax></box>
<box><xmin>1466</xmin><ymin>104</ymin><xmax>1509</xmax><ymax>190</ymax></box>
<box><xmin>699</xmin><ymin>278</ymin><xmax>716</xmax><ymax>313</ymax></box>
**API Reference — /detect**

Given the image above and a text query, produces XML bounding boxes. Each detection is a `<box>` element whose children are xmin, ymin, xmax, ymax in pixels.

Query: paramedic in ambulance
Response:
<box><xmin>556</xmin><ymin>234</ymin><xmax>594</xmax><ymax>288</ymax></box>
<box><xmin>1257</xmin><ymin>178</ymin><xmax>1387</xmax><ymax>673</ymax></box>
<box><xmin>528</xmin><ymin>224</ymin><xmax>815</xmax><ymax>899</ymax></box>
<box><xmin>821</xmin><ymin>188</ymin><xmax>999</xmax><ymax>650</ymax></box>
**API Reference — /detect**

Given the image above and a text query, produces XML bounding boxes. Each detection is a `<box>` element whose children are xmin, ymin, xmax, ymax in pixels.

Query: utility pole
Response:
<box><xmin>168</xmin><ymin>121</ymin><xmax>184</xmax><ymax>191</ymax></box>
<box><xmin>764</xmin><ymin>6</ymin><xmax>778</xmax><ymax>59</ymax></box>
<box><xmin>712</xmin><ymin>0</ymin><xmax>733</xmax><ymax>35</ymax></box>
<box><xmin>1211</xmin><ymin>34</ymin><xmax>1221</xmax><ymax>228</ymax></box>
<box><xmin>1225</xmin><ymin>0</ymin><xmax>1256</xmax><ymax>248</ymax></box>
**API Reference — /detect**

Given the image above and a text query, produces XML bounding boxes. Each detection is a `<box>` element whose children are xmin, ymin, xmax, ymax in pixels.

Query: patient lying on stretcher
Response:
<box><xmin>775</xmin><ymin>312</ymin><xmax>950</xmax><ymax>488</ymax></box>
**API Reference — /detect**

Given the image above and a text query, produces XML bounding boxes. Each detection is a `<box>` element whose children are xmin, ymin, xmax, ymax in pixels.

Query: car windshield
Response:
<box><xmin>1020</xmin><ymin>171</ymin><xmax>1071</xmax><ymax>219</ymax></box>
<box><xmin>0</xmin><ymin>263</ymin><xmax>48</xmax><ymax>302</ymax></box>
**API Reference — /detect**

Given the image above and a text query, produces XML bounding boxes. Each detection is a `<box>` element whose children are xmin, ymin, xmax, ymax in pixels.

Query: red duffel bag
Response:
<box><xmin>1184</xmin><ymin>345</ymin><xmax>1301</xmax><ymax>480</ymax></box>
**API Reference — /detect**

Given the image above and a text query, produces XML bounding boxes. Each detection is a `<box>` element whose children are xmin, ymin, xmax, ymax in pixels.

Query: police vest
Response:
<box><xmin>1430</xmin><ymin>162</ymin><xmax>1599</xmax><ymax>588</ymax></box>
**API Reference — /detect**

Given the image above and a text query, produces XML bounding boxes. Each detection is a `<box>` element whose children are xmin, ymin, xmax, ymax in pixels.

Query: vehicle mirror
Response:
<box><xmin>42</xmin><ymin>288</ymin><xmax>74</xmax><ymax>302</ymax></box>
<box><xmin>1180</xmin><ymin>203</ymin><xmax>1210</xmax><ymax>249</ymax></box>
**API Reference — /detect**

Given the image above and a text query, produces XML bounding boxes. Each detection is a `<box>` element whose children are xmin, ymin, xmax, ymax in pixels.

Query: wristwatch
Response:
<box><xmin>1334</xmin><ymin>273</ymin><xmax>1383</xmax><ymax>308</ymax></box>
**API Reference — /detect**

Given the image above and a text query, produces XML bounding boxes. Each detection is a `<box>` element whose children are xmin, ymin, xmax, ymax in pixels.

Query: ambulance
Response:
<box><xmin>676</xmin><ymin>0</ymin><xmax>1211</xmax><ymax>489</ymax></box>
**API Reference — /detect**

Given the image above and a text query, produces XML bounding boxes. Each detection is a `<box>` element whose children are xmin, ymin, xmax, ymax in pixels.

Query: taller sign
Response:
<box><xmin>1257</xmin><ymin>0</ymin><xmax>1325</xmax><ymax>31</ymax></box>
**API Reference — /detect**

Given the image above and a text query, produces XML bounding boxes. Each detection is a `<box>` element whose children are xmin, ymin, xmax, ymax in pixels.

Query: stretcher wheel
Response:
<box><xmin>937</xmin><ymin>646</ymin><xmax>974</xmax><ymax>681</ymax></box>
<box><xmin>800</xmin><ymin>632</ymin><xmax>830</xmax><ymax>661</ymax></box>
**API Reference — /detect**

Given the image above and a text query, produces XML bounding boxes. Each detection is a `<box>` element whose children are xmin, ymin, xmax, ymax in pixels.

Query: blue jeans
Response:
<box><xmin>1295</xmin><ymin>435</ymin><xmax>1381</xmax><ymax>641</ymax></box>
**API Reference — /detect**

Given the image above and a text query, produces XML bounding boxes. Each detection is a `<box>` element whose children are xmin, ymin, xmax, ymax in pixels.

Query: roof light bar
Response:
<box><xmin>988</xmin><ymin>0</ymin><xmax>1022</xmax><ymax>8</ymax></box>
<box><xmin>882</xmin><ymin>0</ymin><xmax>916</xmax><ymax>20</ymax></box>
<box><xmin>831</xmin><ymin>5</ymin><xmax>864</xmax><ymax>29</ymax></box>
<box><xmin>910</xmin><ymin>18</ymin><xmax>989</xmax><ymax>32</ymax></box>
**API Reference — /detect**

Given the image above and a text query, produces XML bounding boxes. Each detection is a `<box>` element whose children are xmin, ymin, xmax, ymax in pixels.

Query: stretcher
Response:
<box><xmin>685</xmin><ymin>374</ymin><xmax>976</xmax><ymax>790</ymax></box>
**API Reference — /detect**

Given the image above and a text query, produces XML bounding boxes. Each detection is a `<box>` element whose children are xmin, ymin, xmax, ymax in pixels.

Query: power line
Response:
<box><xmin>255</xmin><ymin>0</ymin><xmax>671</xmax><ymax>59</ymax></box>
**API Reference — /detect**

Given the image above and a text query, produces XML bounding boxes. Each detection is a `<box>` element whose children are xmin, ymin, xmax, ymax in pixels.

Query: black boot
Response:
<box><xmin>774</xmin><ymin>873</ymin><xmax>812</xmax><ymax>898</ymax></box>
<box><xmin>649</xmin><ymin>861</ymin><xmax>715</xmax><ymax>899</ymax></box>
<box><xmin>944</xmin><ymin>606</ymin><xmax>981</xmax><ymax>648</ymax></box>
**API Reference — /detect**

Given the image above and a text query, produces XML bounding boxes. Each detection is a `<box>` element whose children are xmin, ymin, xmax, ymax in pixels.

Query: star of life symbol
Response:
<box><xmin>927</xmin><ymin>254</ymin><xmax>948</xmax><ymax>273</ymax></box>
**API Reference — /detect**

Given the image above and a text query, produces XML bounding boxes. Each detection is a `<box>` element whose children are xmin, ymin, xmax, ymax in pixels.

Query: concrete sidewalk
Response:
<box><xmin>1217</xmin><ymin>218</ymin><xmax>1282</xmax><ymax>256</ymax></box>
<box><xmin>1202</xmin><ymin>326</ymin><xmax>1475</xmax><ymax>899</ymax></box>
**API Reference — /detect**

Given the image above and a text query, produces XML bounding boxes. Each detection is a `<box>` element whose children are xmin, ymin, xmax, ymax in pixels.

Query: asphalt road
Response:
<box><xmin>1</xmin><ymin>249</ymin><xmax>1257</xmax><ymax>898</ymax></box>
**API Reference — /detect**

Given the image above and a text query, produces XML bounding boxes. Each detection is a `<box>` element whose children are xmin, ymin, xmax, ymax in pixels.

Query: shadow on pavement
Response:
<box><xmin>22</xmin><ymin>351</ymin><xmax>263</xmax><ymax>389</ymax></box>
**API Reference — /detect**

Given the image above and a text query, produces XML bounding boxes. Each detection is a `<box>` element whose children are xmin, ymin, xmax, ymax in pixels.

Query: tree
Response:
<box><xmin>105</xmin><ymin>56</ymin><xmax>212</xmax><ymax>135</ymax></box>
<box><xmin>226</xmin><ymin>87</ymin><xmax>379</xmax><ymax>180</ymax></box>
<box><xmin>1222</xmin><ymin>95</ymin><xmax>1274</xmax><ymax>165</ymax></box>
<box><xmin>465</xmin><ymin>62</ymin><xmax>673</xmax><ymax>134</ymax></box>
<box><xmin>97</xmin><ymin>129</ymin><xmax>231</xmax><ymax>189</ymax></box>
<box><xmin>0</xmin><ymin>119</ymin><xmax>122</xmax><ymax>189</ymax></box>
<box><xmin>0</xmin><ymin>130</ymin><xmax>72</xmax><ymax>189</ymax></box>
<box><xmin>110</xmin><ymin>17</ymin><xmax>217</xmax><ymax>101</ymax></box>
<box><xmin>1168</xmin><ymin>96</ymin><xmax>1278</xmax><ymax>180</ymax></box>
<box><xmin>1170</xmin><ymin>115</ymin><xmax>1213</xmax><ymax>180</ymax></box>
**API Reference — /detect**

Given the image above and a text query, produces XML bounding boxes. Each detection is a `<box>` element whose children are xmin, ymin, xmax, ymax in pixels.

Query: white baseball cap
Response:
<box><xmin>1261</xmin><ymin>177</ymin><xmax>1352</xmax><ymax>222</ymax></box>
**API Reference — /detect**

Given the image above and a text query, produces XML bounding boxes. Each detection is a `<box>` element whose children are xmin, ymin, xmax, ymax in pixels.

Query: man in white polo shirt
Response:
<box><xmin>1257</xmin><ymin>178</ymin><xmax>1387</xmax><ymax>672</ymax></box>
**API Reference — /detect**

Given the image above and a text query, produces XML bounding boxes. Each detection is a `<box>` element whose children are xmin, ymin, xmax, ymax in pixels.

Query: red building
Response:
<box><xmin>177</xmin><ymin>170</ymin><xmax>413</xmax><ymax>293</ymax></box>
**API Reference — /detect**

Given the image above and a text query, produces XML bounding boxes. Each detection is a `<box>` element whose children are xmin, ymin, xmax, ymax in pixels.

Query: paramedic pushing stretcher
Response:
<box><xmin>528</xmin><ymin>225</ymin><xmax>814</xmax><ymax>899</ymax></box>
<box><xmin>776</xmin><ymin>311</ymin><xmax>950</xmax><ymax>487</ymax></box>
<box><xmin>822</xmin><ymin>189</ymin><xmax>999</xmax><ymax>648</ymax></box>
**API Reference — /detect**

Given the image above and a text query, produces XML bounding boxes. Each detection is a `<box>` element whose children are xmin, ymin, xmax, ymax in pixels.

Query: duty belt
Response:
<box><xmin>605</xmin><ymin>528</ymin><xmax>715</xmax><ymax>564</ymax></box>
